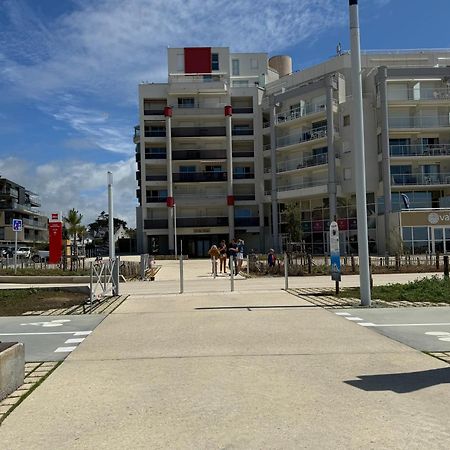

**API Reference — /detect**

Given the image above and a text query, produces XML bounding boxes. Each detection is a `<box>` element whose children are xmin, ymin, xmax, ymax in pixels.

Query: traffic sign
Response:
<box><xmin>12</xmin><ymin>219</ymin><xmax>23</xmax><ymax>232</ymax></box>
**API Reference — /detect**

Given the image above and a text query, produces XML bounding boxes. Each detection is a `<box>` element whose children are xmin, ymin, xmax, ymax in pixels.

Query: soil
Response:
<box><xmin>0</xmin><ymin>289</ymin><xmax>87</xmax><ymax>316</ymax></box>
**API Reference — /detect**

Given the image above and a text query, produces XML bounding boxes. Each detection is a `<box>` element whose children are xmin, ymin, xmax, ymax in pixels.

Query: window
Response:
<box><xmin>344</xmin><ymin>168</ymin><xmax>352</xmax><ymax>180</ymax></box>
<box><xmin>250</xmin><ymin>58</ymin><xmax>258</xmax><ymax>69</ymax></box>
<box><xmin>205</xmin><ymin>165</ymin><xmax>222</xmax><ymax>172</ymax></box>
<box><xmin>211</xmin><ymin>53</ymin><xmax>219</xmax><ymax>71</ymax></box>
<box><xmin>178</xmin><ymin>97</ymin><xmax>195</xmax><ymax>108</ymax></box>
<box><xmin>176</xmin><ymin>53</ymin><xmax>184</xmax><ymax>72</ymax></box>
<box><xmin>180</xmin><ymin>166</ymin><xmax>196</xmax><ymax>173</ymax></box>
<box><xmin>343</xmin><ymin>115</ymin><xmax>350</xmax><ymax>127</ymax></box>
<box><xmin>232</xmin><ymin>59</ymin><xmax>240</xmax><ymax>76</ymax></box>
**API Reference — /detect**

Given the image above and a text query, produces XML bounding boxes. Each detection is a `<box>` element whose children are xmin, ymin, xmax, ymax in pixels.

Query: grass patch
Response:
<box><xmin>0</xmin><ymin>289</ymin><xmax>86</xmax><ymax>315</ymax></box>
<box><xmin>340</xmin><ymin>276</ymin><xmax>450</xmax><ymax>303</ymax></box>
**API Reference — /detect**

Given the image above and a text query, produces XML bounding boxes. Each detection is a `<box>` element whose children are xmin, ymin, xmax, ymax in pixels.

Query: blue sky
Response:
<box><xmin>1</xmin><ymin>0</ymin><xmax>449</xmax><ymax>226</ymax></box>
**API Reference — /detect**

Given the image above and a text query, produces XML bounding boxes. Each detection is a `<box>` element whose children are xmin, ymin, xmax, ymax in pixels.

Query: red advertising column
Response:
<box><xmin>49</xmin><ymin>212</ymin><xmax>63</xmax><ymax>264</ymax></box>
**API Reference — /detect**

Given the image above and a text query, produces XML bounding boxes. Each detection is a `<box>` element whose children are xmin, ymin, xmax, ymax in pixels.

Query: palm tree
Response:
<box><xmin>64</xmin><ymin>209</ymin><xmax>83</xmax><ymax>270</ymax></box>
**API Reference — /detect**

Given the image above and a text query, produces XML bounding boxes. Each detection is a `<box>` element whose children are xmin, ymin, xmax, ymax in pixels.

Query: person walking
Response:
<box><xmin>267</xmin><ymin>248</ymin><xmax>277</xmax><ymax>268</ymax></box>
<box><xmin>219</xmin><ymin>240</ymin><xmax>227</xmax><ymax>273</ymax></box>
<box><xmin>227</xmin><ymin>239</ymin><xmax>238</xmax><ymax>274</ymax></box>
<box><xmin>208</xmin><ymin>244</ymin><xmax>220</xmax><ymax>276</ymax></box>
<box><xmin>236</xmin><ymin>239</ymin><xmax>245</xmax><ymax>273</ymax></box>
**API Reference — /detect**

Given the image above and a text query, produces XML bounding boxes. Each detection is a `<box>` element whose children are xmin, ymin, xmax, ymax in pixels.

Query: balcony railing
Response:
<box><xmin>144</xmin><ymin>109</ymin><xmax>165</xmax><ymax>115</ymax></box>
<box><xmin>22</xmin><ymin>218</ymin><xmax>47</xmax><ymax>228</ymax></box>
<box><xmin>388</xmin><ymin>116</ymin><xmax>450</xmax><ymax>129</ymax></box>
<box><xmin>134</xmin><ymin>126</ymin><xmax>140</xmax><ymax>141</ymax></box>
<box><xmin>145</xmin><ymin>151</ymin><xmax>166</xmax><ymax>159</ymax></box>
<box><xmin>144</xmin><ymin>130</ymin><xmax>166</xmax><ymax>137</ymax></box>
<box><xmin>174</xmin><ymin>193</ymin><xmax>225</xmax><ymax>200</ymax></box>
<box><xmin>390</xmin><ymin>144</ymin><xmax>450</xmax><ymax>157</ymax></box>
<box><xmin>232</xmin><ymin>129</ymin><xmax>254</xmax><ymax>136</ymax></box>
<box><xmin>232</xmin><ymin>107</ymin><xmax>253</xmax><ymax>114</ymax></box>
<box><xmin>173</xmin><ymin>172</ymin><xmax>227</xmax><ymax>182</ymax></box>
<box><xmin>172</xmin><ymin>149</ymin><xmax>226</xmax><ymax>160</ymax></box>
<box><xmin>233</xmin><ymin>151</ymin><xmax>254</xmax><ymax>158</ymax></box>
<box><xmin>0</xmin><ymin>188</ymin><xmax>19</xmax><ymax>198</ymax></box>
<box><xmin>388</xmin><ymin>87</ymin><xmax>450</xmax><ymax>101</ymax></box>
<box><xmin>146</xmin><ymin>175</ymin><xmax>167</xmax><ymax>181</ymax></box>
<box><xmin>177</xmin><ymin>217</ymin><xmax>228</xmax><ymax>227</ymax></box>
<box><xmin>276</xmin><ymin>103</ymin><xmax>327</xmax><ymax>124</ymax></box>
<box><xmin>172</xmin><ymin>127</ymin><xmax>226</xmax><ymax>137</ymax></box>
<box><xmin>277</xmin><ymin>153</ymin><xmax>329</xmax><ymax>173</ymax></box>
<box><xmin>234</xmin><ymin>194</ymin><xmax>255</xmax><ymax>201</ymax></box>
<box><xmin>146</xmin><ymin>196</ymin><xmax>167</xmax><ymax>203</ymax></box>
<box><xmin>169</xmin><ymin>74</ymin><xmax>226</xmax><ymax>84</ymax></box>
<box><xmin>277</xmin><ymin>126</ymin><xmax>327</xmax><ymax>148</ymax></box>
<box><xmin>391</xmin><ymin>173</ymin><xmax>450</xmax><ymax>186</ymax></box>
<box><xmin>235</xmin><ymin>217</ymin><xmax>259</xmax><ymax>227</ymax></box>
<box><xmin>144</xmin><ymin>219</ymin><xmax>168</xmax><ymax>229</ymax></box>
<box><xmin>233</xmin><ymin>172</ymin><xmax>254</xmax><ymax>179</ymax></box>
<box><xmin>275</xmin><ymin>178</ymin><xmax>328</xmax><ymax>193</ymax></box>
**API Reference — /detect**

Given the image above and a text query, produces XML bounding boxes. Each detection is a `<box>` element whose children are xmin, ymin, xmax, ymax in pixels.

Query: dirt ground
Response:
<box><xmin>0</xmin><ymin>289</ymin><xmax>87</xmax><ymax>316</ymax></box>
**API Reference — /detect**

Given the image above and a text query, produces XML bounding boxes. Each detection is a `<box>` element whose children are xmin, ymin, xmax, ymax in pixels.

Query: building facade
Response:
<box><xmin>0</xmin><ymin>178</ymin><xmax>48</xmax><ymax>246</ymax></box>
<box><xmin>135</xmin><ymin>47</ymin><xmax>450</xmax><ymax>257</ymax></box>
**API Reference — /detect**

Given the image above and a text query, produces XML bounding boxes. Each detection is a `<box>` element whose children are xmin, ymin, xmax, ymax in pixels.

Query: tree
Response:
<box><xmin>284</xmin><ymin>202</ymin><xmax>303</xmax><ymax>243</ymax></box>
<box><xmin>64</xmin><ymin>209</ymin><xmax>83</xmax><ymax>270</ymax></box>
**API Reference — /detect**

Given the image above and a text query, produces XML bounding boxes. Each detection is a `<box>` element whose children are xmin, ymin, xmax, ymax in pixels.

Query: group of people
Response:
<box><xmin>208</xmin><ymin>238</ymin><xmax>245</xmax><ymax>276</ymax></box>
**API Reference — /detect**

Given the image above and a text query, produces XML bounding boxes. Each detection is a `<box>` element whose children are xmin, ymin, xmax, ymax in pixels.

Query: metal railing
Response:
<box><xmin>232</xmin><ymin>129</ymin><xmax>254</xmax><ymax>136</ymax></box>
<box><xmin>171</xmin><ymin>126</ymin><xmax>226</xmax><ymax>137</ymax></box>
<box><xmin>233</xmin><ymin>172</ymin><xmax>254</xmax><ymax>179</ymax></box>
<box><xmin>172</xmin><ymin>149</ymin><xmax>226</xmax><ymax>160</ymax></box>
<box><xmin>173</xmin><ymin>171</ymin><xmax>227</xmax><ymax>182</ymax></box>
<box><xmin>277</xmin><ymin>153</ymin><xmax>329</xmax><ymax>173</ymax></box>
<box><xmin>276</xmin><ymin>103</ymin><xmax>328</xmax><ymax>124</ymax></box>
<box><xmin>169</xmin><ymin>73</ymin><xmax>226</xmax><ymax>83</ymax></box>
<box><xmin>146</xmin><ymin>196</ymin><xmax>167</xmax><ymax>203</ymax></box>
<box><xmin>274</xmin><ymin>178</ymin><xmax>328</xmax><ymax>194</ymax></box>
<box><xmin>277</xmin><ymin>126</ymin><xmax>327</xmax><ymax>148</ymax></box>
<box><xmin>390</xmin><ymin>144</ymin><xmax>450</xmax><ymax>157</ymax></box>
<box><xmin>177</xmin><ymin>217</ymin><xmax>228</xmax><ymax>227</ymax></box>
<box><xmin>144</xmin><ymin>130</ymin><xmax>166</xmax><ymax>137</ymax></box>
<box><xmin>389</xmin><ymin>116</ymin><xmax>450</xmax><ymax>128</ymax></box>
<box><xmin>391</xmin><ymin>173</ymin><xmax>450</xmax><ymax>186</ymax></box>
<box><xmin>388</xmin><ymin>87</ymin><xmax>450</xmax><ymax>101</ymax></box>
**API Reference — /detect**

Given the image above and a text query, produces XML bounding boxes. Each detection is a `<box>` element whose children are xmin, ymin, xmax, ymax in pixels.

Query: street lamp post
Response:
<box><xmin>349</xmin><ymin>0</ymin><xmax>371</xmax><ymax>306</ymax></box>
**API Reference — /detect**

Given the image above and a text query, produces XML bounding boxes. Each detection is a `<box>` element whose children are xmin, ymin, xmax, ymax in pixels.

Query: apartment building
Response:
<box><xmin>0</xmin><ymin>177</ymin><xmax>48</xmax><ymax>246</ymax></box>
<box><xmin>135</xmin><ymin>47</ymin><xmax>450</xmax><ymax>257</ymax></box>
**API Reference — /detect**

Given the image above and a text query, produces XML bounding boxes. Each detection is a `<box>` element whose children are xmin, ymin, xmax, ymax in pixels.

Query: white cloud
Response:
<box><xmin>0</xmin><ymin>157</ymin><xmax>137</xmax><ymax>227</ymax></box>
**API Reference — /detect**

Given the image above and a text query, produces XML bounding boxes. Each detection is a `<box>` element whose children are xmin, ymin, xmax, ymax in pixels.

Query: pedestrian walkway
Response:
<box><xmin>1</xmin><ymin>259</ymin><xmax>449</xmax><ymax>448</ymax></box>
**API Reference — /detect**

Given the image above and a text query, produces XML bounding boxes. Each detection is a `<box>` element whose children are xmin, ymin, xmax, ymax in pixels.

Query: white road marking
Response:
<box><xmin>64</xmin><ymin>338</ymin><xmax>85</xmax><ymax>344</ymax></box>
<box><xmin>0</xmin><ymin>331</ymin><xmax>90</xmax><ymax>336</ymax></box>
<box><xmin>21</xmin><ymin>319</ymin><xmax>71</xmax><ymax>328</ymax></box>
<box><xmin>345</xmin><ymin>317</ymin><xmax>363</xmax><ymax>321</ymax></box>
<box><xmin>361</xmin><ymin>323</ymin><xmax>450</xmax><ymax>327</ymax></box>
<box><xmin>358</xmin><ymin>322</ymin><xmax>376</xmax><ymax>327</ymax></box>
<box><xmin>335</xmin><ymin>312</ymin><xmax>351</xmax><ymax>316</ymax></box>
<box><xmin>425</xmin><ymin>331</ymin><xmax>450</xmax><ymax>336</ymax></box>
<box><xmin>74</xmin><ymin>331</ymin><xmax>92</xmax><ymax>336</ymax></box>
<box><xmin>438</xmin><ymin>337</ymin><xmax>450</xmax><ymax>341</ymax></box>
<box><xmin>54</xmin><ymin>346</ymin><xmax>77</xmax><ymax>353</ymax></box>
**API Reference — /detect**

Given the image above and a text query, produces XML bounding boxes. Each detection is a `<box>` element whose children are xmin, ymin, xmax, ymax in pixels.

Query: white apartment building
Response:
<box><xmin>135</xmin><ymin>47</ymin><xmax>450</xmax><ymax>257</ymax></box>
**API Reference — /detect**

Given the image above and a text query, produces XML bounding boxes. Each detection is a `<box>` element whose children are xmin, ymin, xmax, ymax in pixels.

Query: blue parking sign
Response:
<box><xmin>12</xmin><ymin>219</ymin><xmax>22</xmax><ymax>232</ymax></box>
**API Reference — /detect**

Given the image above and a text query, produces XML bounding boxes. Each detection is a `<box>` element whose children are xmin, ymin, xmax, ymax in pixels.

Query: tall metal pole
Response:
<box><xmin>107</xmin><ymin>171</ymin><xmax>115</xmax><ymax>261</ymax></box>
<box><xmin>349</xmin><ymin>0</ymin><xmax>371</xmax><ymax>306</ymax></box>
<box><xmin>174</xmin><ymin>203</ymin><xmax>178</xmax><ymax>258</ymax></box>
<box><xmin>225</xmin><ymin>106</ymin><xmax>235</xmax><ymax>241</ymax></box>
<box><xmin>14</xmin><ymin>230</ymin><xmax>17</xmax><ymax>274</ymax></box>
<box><xmin>269</xmin><ymin>100</ymin><xmax>279</xmax><ymax>252</ymax></box>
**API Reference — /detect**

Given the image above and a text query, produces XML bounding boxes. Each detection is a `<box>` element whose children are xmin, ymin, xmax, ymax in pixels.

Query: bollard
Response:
<box><xmin>284</xmin><ymin>252</ymin><xmax>288</xmax><ymax>290</ymax></box>
<box><xmin>307</xmin><ymin>254</ymin><xmax>312</xmax><ymax>274</ymax></box>
<box><xmin>444</xmin><ymin>255</ymin><xmax>449</xmax><ymax>278</ymax></box>
<box><xmin>436</xmin><ymin>253</ymin><xmax>440</xmax><ymax>270</ymax></box>
<box><xmin>351</xmin><ymin>255</ymin><xmax>356</xmax><ymax>273</ymax></box>
<box><xmin>230</xmin><ymin>255</ymin><xmax>235</xmax><ymax>292</ymax></box>
<box><xmin>213</xmin><ymin>256</ymin><xmax>216</xmax><ymax>279</ymax></box>
<box><xmin>89</xmin><ymin>262</ymin><xmax>93</xmax><ymax>304</ymax></box>
<box><xmin>179</xmin><ymin>254</ymin><xmax>184</xmax><ymax>294</ymax></box>
<box><xmin>246</xmin><ymin>255</ymin><xmax>250</xmax><ymax>276</ymax></box>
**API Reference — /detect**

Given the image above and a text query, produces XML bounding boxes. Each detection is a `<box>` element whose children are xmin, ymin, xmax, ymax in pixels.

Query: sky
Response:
<box><xmin>1</xmin><ymin>0</ymin><xmax>449</xmax><ymax>227</ymax></box>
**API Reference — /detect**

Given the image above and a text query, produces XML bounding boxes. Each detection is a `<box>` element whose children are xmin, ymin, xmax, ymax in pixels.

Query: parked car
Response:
<box><xmin>0</xmin><ymin>246</ymin><xmax>14</xmax><ymax>257</ymax></box>
<box><xmin>15</xmin><ymin>247</ymin><xmax>32</xmax><ymax>258</ymax></box>
<box><xmin>31</xmin><ymin>250</ymin><xmax>49</xmax><ymax>263</ymax></box>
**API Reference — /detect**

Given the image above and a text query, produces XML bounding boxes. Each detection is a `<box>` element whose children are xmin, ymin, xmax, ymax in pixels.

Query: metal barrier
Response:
<box><xmin>88</xmin><ymin>258</ymin><xmax>119</xmax><ymax>311</ymax></box>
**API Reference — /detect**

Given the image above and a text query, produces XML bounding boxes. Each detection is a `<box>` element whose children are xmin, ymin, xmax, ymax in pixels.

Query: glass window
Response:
<box><xmin>178</xmin><ymin>98</ymin><xmax>195</xmax><ymax>108</ymax></box>
<box><xmin>412</xmin><ymin>227</ymin><xmax>428</xmax><ymax>241</ymax></box>
<box><xmin>402</xmin><ymin>227</ymin><xmax>412</xmax><ymax>240</ymax></box>
<box><xmin>180</xmin><ymin>166</ymin><xmax>196</xmax><ymax>173</ymax></box>
<box><xmin>176</xmin><ymin>53</ymin><xmax>184</xmax><ymax>71</ymax></box>
<box><xmin>232</xmin><ymin>59</ymin><xmax>240</xmax><ymax>76</ymax></box>
<box><xmin>211</xmin><ymin>53</ymin><xmax>219</xmax><ymax>71</ymax></box>
<box><xmin>343</xmin><ymin>115</ymin><xmax>350</xmax><ymax>126</ymax></box>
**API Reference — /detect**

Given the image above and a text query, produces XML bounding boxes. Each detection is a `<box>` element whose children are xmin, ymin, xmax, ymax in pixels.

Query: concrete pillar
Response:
<box><xmin>378</xmin><ymin>67</ymin><xmax>392</xmax><ymax>255</ymax></box>
<box><xmin>225</xmin><ymin>105</ymin><xmax>235</xmax><ymax>240</ymax></box>
<box><xmin>269</xmin><ymin>101</ymin><xmax>280</xmax><ymax>252</ymax></box>
<box><xmin>165</xmin><ymin>107</ymin><xmax>175</xmax><ymax>253</ymax></box>
<box><xmin>326</xmin><ymin>75</ymin><xmax>337</xmax><ymax>221</ymax></box>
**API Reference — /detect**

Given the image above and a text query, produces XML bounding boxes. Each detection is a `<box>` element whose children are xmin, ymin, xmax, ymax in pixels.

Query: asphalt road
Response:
<box><xmin>335</xmin><ymin>307</ymin><xmax>450</xmax><ymax>352</ymax></box>
<box><xmin>0</xmin><ymin>315</ymin><xmax>105</xmax><ymax>361</ymax></box>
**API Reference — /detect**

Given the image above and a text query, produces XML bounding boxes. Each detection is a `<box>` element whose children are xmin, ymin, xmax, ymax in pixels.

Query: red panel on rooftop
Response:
<box><xmin>184</xmin><ymin>47</ymin><xmax>211</xmax><ymax>74</ymax></box>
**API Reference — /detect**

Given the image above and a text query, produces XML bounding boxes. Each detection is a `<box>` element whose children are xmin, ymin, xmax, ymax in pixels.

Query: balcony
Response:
<box><xmin>274</xmin><ymin>178</ymin><xmax>329</xmax><ymax>194</ymax></box>
<box><xmin>391</xmin><ymin>173</ymin><xmax>450</xmax><ymax>186</ymax></box>
<box><xmin>232</xmin><ymin>128</ymin><xmax>254</xmax><ymax>136</ymax></box>
<box><xmin>146</xmin><ymin>175</ymin><xmax>167</xmax><ymax>181</ymax></box>
<box><xmin>145</xmin><ymin>151</ymin><xmax>166</xmax><ymax>159</ymax></box>
<box><xmin>235</xmin><ymin>217</ymin><xmax>259</xmax><ymax>227</ymax></box>
<box><xmin>168</xmin><ymin>74</ymin><xmax>227</xmax><ymax>95</ymax></box>
<box><xmin>277</xmin><ymin>153</ymin><xmax>329</xmax><ymax>173</ymax></box>
<box><xmin>144</xmin><ymin>219</ymin><xmax>168</xmax><ymax>229</ymax></box>
<box><xmin>22</xmin><ymin>218</ymin><xmax>48</xmax><ymax>229</ymax></box>
<box><xmin>173</xmin><ymin>171</ymin><xmax>227</xmax><ymax>182</ymax></box>
<box><xmin>0</xmin><ymin>188</ymin><xmax>19</xmax><ymax>198</ymax></box>
<box><xmin>390</xmin><ymin>144</ymin><xmax>450</xmax><ymax>157</ymax></box>
<box><xmin>388</xmin><ymin>116</ymin><xmax>450</xmax><ymax>129</ymax></box>
<box><xmin>234</xmin><ymin>194</ymin><xmax>255</xmax><ymax>201</ymax></box>
<box><xmin>233</xmin><ymin>172</ymin><xmax>254</xmax><ymax>179</ymax></box>
<box><xmin>171</xmin><ymin>103</ymin><xmax>226</xmax><ymax>116</ymax></box>
<box><xmin>133</xmin><ymin>126</ymin><xmax>140</xmax><ymax>144</ymax></box>
<box><xmin>277</xmin><ymin>126</ymin><xmax>327</xmax><ymax>149</ymax></box>
<box><xmin>233</xmin><ymin>150</ymin><xmax>254</xmax><ymax>158</ymax></box>
<box><xmin>144</xmin><ymin>109</ymin><xmax>165</xmax><ymax>116</ymax></box>
<box><xmin>171</xmin><ymin>127</ymin><xmax>226</xmax><ymax>138</ymax></box>
<box><xmin>232</xmin><ymin>107</ymin><xmax>253</xmax><ymax>114</ymax></box>
<box><xmin>172</xmin><ymin>149</ymin><xmax>226</xmax><ymax>160</ymax></box>
<box><xmin>146</xmin><ymin>196</ymin><xmax>167</xmax><ymax>203</ymax></box>
<box><xmin>276</xmin><ymin>102</ymin><xmax>331</xmax><ymax>125</ymax></box>
<box><xmin>144</xmin><ymin>130</ymin><xmax>166</xmax><ymax>138</ymax></box>
<box><xmin>173</xmin><ymin>193</ymin><xmax>225</xmax><ymax>203</ymax></box>
<box><xmin>388</xmin><ymin>87</ymin><xmax>450</xmax><ymax>102</ymax></box>
<box><xmin>177</xmin><ymin>217</ymin><xmax>228</xmax><ymax>227</ymax></box>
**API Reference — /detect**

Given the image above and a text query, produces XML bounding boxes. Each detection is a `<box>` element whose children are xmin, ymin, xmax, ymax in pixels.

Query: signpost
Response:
<box><xmin>49</xmin><ymin>212</ymin><xmax>63</xmax><ymax>264</ymax></box>
<box><xmin>12</xmin><ymin>219</ymin><xmax>22</xmax><ymax>273</ymax></box>
<box><xmin>330</xmin><ymin>221</ymin><xmax>341</xmax><ymax>294</ymax></box>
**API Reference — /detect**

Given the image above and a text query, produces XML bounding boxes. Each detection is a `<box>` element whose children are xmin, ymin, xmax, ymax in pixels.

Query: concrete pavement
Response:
<box><xmin>1</xmin><ymin>259</ymin><xmax>449</xmax><ymax>449</ymax></box>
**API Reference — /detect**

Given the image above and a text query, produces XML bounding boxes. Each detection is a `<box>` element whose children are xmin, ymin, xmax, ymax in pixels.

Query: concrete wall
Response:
<box><xmin>0</xmin><ymin>343</ymin><xmax>25</xmax><ymax>401</ymax></box>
